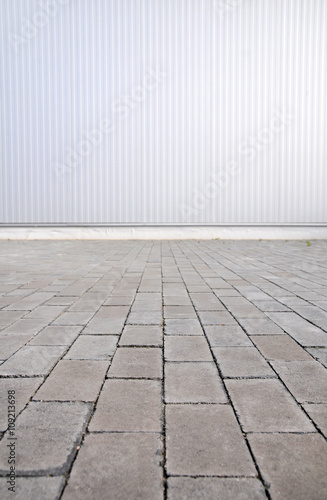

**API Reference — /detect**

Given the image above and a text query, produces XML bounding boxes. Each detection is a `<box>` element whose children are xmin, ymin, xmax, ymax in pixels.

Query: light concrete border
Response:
<box><xmin>0</xmin><ymin>226</ymin><xmax>327</xmax><ymax>240</ymax></box>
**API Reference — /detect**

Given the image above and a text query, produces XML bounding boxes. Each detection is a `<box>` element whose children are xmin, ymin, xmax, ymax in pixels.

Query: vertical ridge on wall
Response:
<box><xmin>0</xmin><ymin>0</ymin><xmax>326</xmax><ymax>225</ymax></box>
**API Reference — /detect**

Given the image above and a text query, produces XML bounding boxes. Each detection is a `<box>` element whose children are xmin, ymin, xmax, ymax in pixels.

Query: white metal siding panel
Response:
<box><xmin>0</xmin><ymin>0</ymin><xmax>326</xmax><ymax>224</ymax></box>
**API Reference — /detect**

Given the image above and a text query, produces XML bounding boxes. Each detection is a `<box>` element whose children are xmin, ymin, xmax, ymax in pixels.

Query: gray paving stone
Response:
<box><xmin>24</xmin><ymin>305</ymin><xmax>65</xmax><ymax>321</ymax></box>
<box><xmin>213</xmin><ymin>347</ymin><xmax>275</xmax><ymax>378</ymax></box>
<box><xmin>164</xmin><ymin>336</ymin><xmax>212</xmax><ymax>361</ymax></box>
<box><xmin>213</xmin><ymin>289</ymin><xmax>240</xmax><ymax>297</ymax></box>
<box><xmin>28</xmin><ymin>326</ymin><xmax>81</xmax><ymax>346</ymax></box>
<box><xmin>163</xmin><ymin>285</ymin><xmax>188</xmax><ymax>296</ymax></box>
<box><xmin>165</xmin><ymin>362</ymin><xmax>227</xmax><ymax>403</ymax></box>
<box><xmin>62</xmin><ymin>433</ymin><xmax>163</xmax><ymax>500</ymax></box>
<box><xmin>198</xmin><ymin>311</ymin><xmax>237</xmax><ymax>325</ymax></box>
<box><xmin>293</xmin><ymin>306</ymin><xmax>327</xmax><ymax>330</ymax></box>
<box><xmin>205</xmin><ymin>278</ymin><xmax>231</xmax><ymax>288</ymax></box>
<box><xmin>164</xmin><ymin>295</ymin><xmax>192</xmax><ymax>306</ymax></box>
<box><xmin>267</xmin><ymin>312</ymin><xmax>327</xmax><ymax>346</ymax></box>
<box><xmin>238</xmin><ymin>317</ymin><xmax>284</xmax><ymax>334</ymax></box>
<box><xmin>0</xmin><ymin>476</ymin><xmax>65</xmax><ymax>500</ymax></box>
<box><xmin>104</xmin><ymin>295</ymin><xmax>134</xmax><ymax>306</ymax></box>
<box><xmin>167</xmin><ymin>477</ymin><xmax>266</xmax><ymax>500</ymax></box>
<box><xmin>0</xmin><ymin>319</ymin><xmax>45</xmax><ymax>336</ymax></box>
<box><xmin>64</xmin><ymin>335</ymin><xmax>118</xmax><ymax>359</ymax></box>
<box><xmin>97</xmin><ymin>305</ymin><xmax>130</xmax><ymax>317</ymax></box>
<box><xmin>0</xmin><ymin>402</ymin><xmax>91</xmax><ymax>475</ymax></box>
<box><xmin>52</xmin><ymin>311</ymin><xmax>95</xmax><ymax>326</ymax></box>
<box><xmin>89</xmin><ymin>379</ymin><xmax>162</xmax><ymax>432</ymax></box>
<box><xmin>164</xmin><ymin>306</ymin><xmax>197</xmax><ymax>319</ymax></box>
<box><xmin>127</xmin><ymin>310</ymin><xmax>162</xmax><ymax>324</ymax></box>
<box><xmin>4</xmin><ymin>292</ymin><xmax>54</xmax><ymax>311</ymax></box>
<box><xmin>248</xmin><ymin>433</ymin><xmax>327</xmax><ymax>500</ymax></box>
<box><xmin>226</xmin><ymin>379</ymin><xmax>315</xmax><ymax>432</ymax></box>
<box><xmin>164</xmin><ymin>319</ymin><xmax>203</xmax><ymax>335</ymax></box>
<box><xmin>0</xmin><ymin>378</ymin><xmax>43</xmax><ymax>431</ymax></box>
<box><xmin>219</xmin><ymin>296</ymin><xmax>251</xmax><ymax>306</ymax></box>
<box><xmin>226</xmin><ymin>305</ymin><xmax>266</xmax><ymax>318</ymax></box>
<box><xmin>234</xmin><ymin>287</ymin><xmax>271</xmax><ymax>301</ymax></box>
<box><xmin>132</xmin><ymin>301</ymin><xmax>162</xmax><ymax>311</ymax></box>
<box><xmin>1</xmin><ymin>240</ymin><xmax>327</xmax><ymax>500</ymax></box>
<box><xmin>271</xmin><ymin>360</ymin><xmax>327</xmax><ymax>403</ymax></box>
<box><xmin>307</xmin><ymin>347</ymin><xmax>327</xmax><ymax>367</ymax></box>
<box><xmin>0</xmin><ymin>311</ymin><xmax>25</xmax><ymax>330</ymax></box>
<box><xmin>0</xmin><ymin>296</ymin><xmax>18</xmax><ymax>309</ymax></box>
<box><xmin>82</xmin><ymin>306</ymin><xmax>127</xmax><ymax>333</ymax></box>
<box><xmin>311</xmin><ymin>300</ymin><xmax>327</xmax><ymax>312</ymax></box>
<box><xmin>205</xmin><ymin>325</ymin><xmax>252</xmax><ymax>347</ymax></box>
<box><xmin>119</xmin><ymin>325</ymin><xmax>162</xmax><ymax>346</ymax></box>
<box><xmin>0</xmin><ymin>346</ymin><xmax>65</xmax><ymax>376</ymax></box>
<box><xmin>166</xmin><ymin>404</ymin><xmax>256</xmax><ymax>476</ymax></box>
<box><xmin>68</xmin><ymin>292</ymin><xmax>107</xmax><ymax>311</ymax></box>
<box><xmin>35</xmin><ymin>360</ymin><xmax>109</xmax><ymax>401</ymax></box>
<box><xmin>108</xmin><ymin>347</ymin><xmax>162</xmax><ymax>378</ymax></box>
<box><xmin>251</xmin><ymin>334</ymin><xmax>312</xmax><ymax>360</ymax></box>
<box><xmin>45</xmin><ymin>296</ymin><xmax>77</xmax><ymax>306</ymax></box>
<box><xmin>252</xmin><ymin>300</ymin><xmax>290</xmax><ymax>312</ymax></box>
<box><xmin>188</xmin><ymin>285</ymin><xmax>211</xmax><ymax>292</ymax></box>
<box><xmin>58</xmin><ymin>282</ymin><xmax>93</xmax><ymax>296</ymax></box>
<box><xmin>0</xmin><ymin>334</ymin><xmax>31</xmax><ymax>360</ymax></box>
<box><xmin>303</xmin><ymin>404</ymin><xmax>327</xmax><ymax>437</ymax></box>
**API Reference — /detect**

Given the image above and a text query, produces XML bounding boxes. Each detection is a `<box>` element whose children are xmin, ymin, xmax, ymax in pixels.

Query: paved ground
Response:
<box><xmin>0</xmin><ymin>240</ymin><xmax>327</xmax><ymax>499</ymax></box>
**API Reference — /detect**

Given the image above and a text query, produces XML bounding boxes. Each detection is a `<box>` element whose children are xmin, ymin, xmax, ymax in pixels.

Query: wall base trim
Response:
<box><xmin>0</xmin><ymin>226</ymin><xmax>327</xmax><ymax>240</ymax></box>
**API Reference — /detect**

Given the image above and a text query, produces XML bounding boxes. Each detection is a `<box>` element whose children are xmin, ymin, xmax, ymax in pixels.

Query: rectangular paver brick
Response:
<box><xmin>68</xmin><ymin>292</ymin><xmax>108</xmax><ymax>311</ymax></box>
<box><xmin>53</xmin><ymin>311</ymin><xmax>95</xmax><ymax>326</ymax></box>
<box><xmin>0</xmin><ymin>345</ymin><xmax>65</xmax><ymax>376</ymax></box>
<box><xmin>108</xmin><ymin>347</ymin><xmax>162</xmax><ymax>379</ymax></box>
<box><xmin>166</xmin><ymin>404</ymin><xmax>256</xmax><ymax>476</ymax></box>
<box><xmin>167</xmin><ymin>478</ymin><xmax>266</xmax><ymax>500</ymax></box>
<box><xmin>271</xmin><ymin>360</ymin><xmax>327</xmax><ymax>403</ymax></box>
<box><xmin>226</xmin><ymin>379</ymin><xmax>315</xmax><ymax>432</ymax></box>
<box><xmin>62</xmin><ymin>433</ymin><xmax>163</xmax><ymax>500</ymax></box>
<box><xmin>0</xmin><ymin>477</ymin><xmax>65</xmax><ymax>500</ymax></box>
<box><xmin>28</xmin><ymin>326</ymin><xmax>81</xmax><ymax>346</ymax></box>
<box><xmin>248</xmin><ymin>433</ymin><xmax>327</xmax><ymax>500</ymax></box>
<box><xmin>24</xmin><ymin>305</ymin><xmax>65</xmax><ymax>321</ymax></box>
<box><xmin>35</xmin><ymin>360</ymin><xmax>109</xmax><ymax>401</ymax></box>
<box><xmin>0</xmin><ymin>311</ymin><xmax>25</xmax><ymax>330</ymax></box>
<box><xmin>64</xmin><ymin>335</ymin><xmax>118</xmax><ymax>359</ymax></box>
<box><xmin>165</xmin><ymin>362</ymin><xmax>227</xmax><ymax>403</ymax></box>
<box><xmin>1</xmin><ymin>319</ymin><xmax>46</xmax><ymax>336</ymax></box>
<box><xmin>0</xmin><ymin>334</ymin><xmax>32</xmax><ymax>360</ymax></box>
<box><xmin>238</xmin><ymin>318</ymin><xmax>284</xmax><ymax>335</ymax></box>
<box><xmin>0</xmin><ymin>378</ymin><xmax>43</xmax><ymax>432</ymax></box>
<box><xmin>119</xmin><ymin>325</ymin><xmax>162</xmax><ymax>346</ymax></box>
<box><xmin>251</xmin><ymin>334</ymin><xmax>312</xmax><ymax>360</ymax></box>
<box><xmin>205</xmin><ymin>325</ymin><xmax>252</xmax><ymax>347</ymax></box>
<box><xmin>89</xmin><ymin>379</ymin><xmax>162</xmax><ymax>432</ymax></box>
<box><xmin>267</xmin><ymin>312</ymin><xmax>327</xmax><ymax>346</ymax></box>
<box><xmin>213</xmin><ymin>347</ymin><xmax>275</xmax><ymax>378</ymax></box>
<box><xmin>0</xmin><ymin>402</ymin><xmax>91</xmax><ymax>475</ymax></box>
<box><xmin>306</xmin><ymin>348</ymin><xmax>327</xmax><ymax>367</ymax></box>
<box><xmin>164</xmin><ymin>319</ymin><xmax>203</xmax><ymax>336</ymax></box>
<box><xmin>164</xmin><ymin>336</ymin><xmax>212</xmax><ymax>361</ymax></box>
<box><xmin>303</xmin><ymin>404</ymin><xmax>327</xmax><ymax>438</ymax></box>
<box><xmin>127</xmin><ymin>310</ymin><xmax>162</xmax><ymax>325</ymax></box>
<box><xmin>198</xmin><ymin>311</ymin><xmax>237</xmax><ymax>325</ymax></box>
<box><xmin>164</xmin><ymin>306</ymin><xmax>197</xmax><ymax>319</ymax></box>
<box><xmin>226</xmin><ymin>305</ymin><xmax>266</xmax><ymax>319</ymax></box>
<box><xmin>190</xmin><ymin>293</ymin><xmax>227</xmax><ymax>311</ymax></box>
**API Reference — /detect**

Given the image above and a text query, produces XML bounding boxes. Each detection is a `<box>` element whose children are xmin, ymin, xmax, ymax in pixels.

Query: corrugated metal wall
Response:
<box><xmin>1</xmin><ymin>0</ymin><xmax>326</xmax><ymax>225</ymax></box>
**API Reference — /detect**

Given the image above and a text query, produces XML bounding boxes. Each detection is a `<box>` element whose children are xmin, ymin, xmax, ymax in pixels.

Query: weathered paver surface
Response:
<box><xmin>0</xmin><ymin>240</ymin><xmax>326</xmax><ymax>499</ymax></box>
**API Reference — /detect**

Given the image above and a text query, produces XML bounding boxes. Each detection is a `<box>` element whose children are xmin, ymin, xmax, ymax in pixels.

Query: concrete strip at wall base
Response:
<box><xmin>0</xmin><ymin>226</ymin><xmax>327</xmax><ymax>240</ymax></box>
